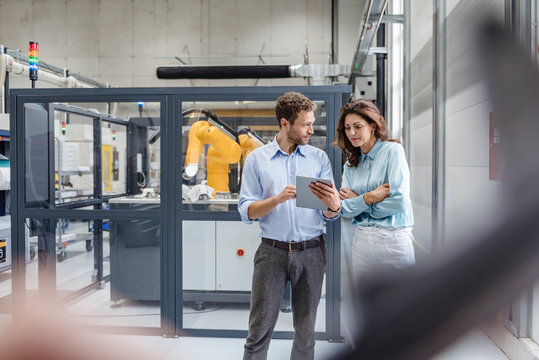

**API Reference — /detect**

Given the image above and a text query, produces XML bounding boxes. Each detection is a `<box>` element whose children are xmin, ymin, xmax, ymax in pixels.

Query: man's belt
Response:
<box><xmin>261</xmin><ymin>235</ymin><xmax>323</xmax><ymax>252</ymax></box>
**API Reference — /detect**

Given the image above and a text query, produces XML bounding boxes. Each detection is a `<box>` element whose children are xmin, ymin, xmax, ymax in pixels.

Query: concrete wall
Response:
<box><xmin>0</xmin><ymin>0</ymin><xmax>333</xmax><ymax>88</ymax></box>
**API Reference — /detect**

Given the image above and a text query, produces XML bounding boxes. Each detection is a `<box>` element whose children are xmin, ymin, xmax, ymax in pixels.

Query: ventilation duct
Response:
<box><xmin>157</xmin><ymin>64</ymin><xmax>350</xmax><ymax>85</ymax></box>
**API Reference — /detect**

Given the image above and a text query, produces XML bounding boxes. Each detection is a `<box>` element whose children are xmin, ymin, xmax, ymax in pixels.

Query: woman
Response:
<box><xmin>333</xmin><ymin>99</ymin><xmax>415</xmax><ymax>281</ymax></box>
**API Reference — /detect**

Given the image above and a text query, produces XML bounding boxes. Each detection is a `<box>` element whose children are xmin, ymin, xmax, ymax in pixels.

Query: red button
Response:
<box><xmin>237</xmin><ymin>248</ymin><xmax>245</xmax><ymax>256</ymax></box>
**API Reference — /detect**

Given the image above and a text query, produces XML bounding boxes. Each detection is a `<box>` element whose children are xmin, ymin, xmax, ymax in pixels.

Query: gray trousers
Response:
<box><xmin>243</xmin><ymin>240</ymin><xmax>326</xmax><ymax>360</ymax></box>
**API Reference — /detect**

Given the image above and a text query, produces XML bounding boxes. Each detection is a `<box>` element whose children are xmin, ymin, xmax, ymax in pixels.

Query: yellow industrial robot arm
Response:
<box><xmin>238</xmin><ymin>127</ymin><xmax>265</xmax><ymax>159</ymax></box>
<box><xmin>183</xmin><ymin>119</ymin><xmax>242</xmax><ymax>194</ymax></box>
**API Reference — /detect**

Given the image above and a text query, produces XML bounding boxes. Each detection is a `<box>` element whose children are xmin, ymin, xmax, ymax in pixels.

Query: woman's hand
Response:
<box><xmin>364</xmin><ymin>183</ymin><xmax>390</xmax><ymax>205</ymax></box>
<box><xmin>339</xmin><ymin>187</ymin><xmax>358</xmax><ymax>200</ymax></box>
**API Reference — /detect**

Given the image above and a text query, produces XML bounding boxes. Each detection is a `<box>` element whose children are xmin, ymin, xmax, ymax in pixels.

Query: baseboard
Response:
<box><xmin>482</xmin><ymin>314</ymin><xmax>539</xmax><ymax>360</ymax></box>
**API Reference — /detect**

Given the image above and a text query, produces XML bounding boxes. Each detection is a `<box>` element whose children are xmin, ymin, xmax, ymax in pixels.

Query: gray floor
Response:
<box><xmin>0</xmin><ymin>221</ymin><xmax>510</xmax><ymax>359</ymax></box>
<box><xmin>87</xmin><ymin>328</ymin><xmax>507</xmax><ymax>360</ymax></box>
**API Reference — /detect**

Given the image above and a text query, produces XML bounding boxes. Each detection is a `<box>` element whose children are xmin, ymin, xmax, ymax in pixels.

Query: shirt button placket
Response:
<box><xmin>289</xmin><ymin>155</ymin><xmax>296</xmax><ymax>239</ymax></box>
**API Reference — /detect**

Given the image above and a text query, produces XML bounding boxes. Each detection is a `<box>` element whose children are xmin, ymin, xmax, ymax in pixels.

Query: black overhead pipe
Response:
<box><xmin>157</xmin><ymin>65</ymin><xmax>291</xmax><ymax>79</ymax></box>
<box><xmin>376</xmin><ymin>23</ymin><xmax>386</xmax><ymax>118</ymax></box>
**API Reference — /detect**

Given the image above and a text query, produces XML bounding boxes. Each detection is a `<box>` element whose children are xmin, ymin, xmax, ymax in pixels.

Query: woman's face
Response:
<box><xmin>344</xmin><ymin>113</ymin><xmax>376</xmax><ymax>149</ymax></box>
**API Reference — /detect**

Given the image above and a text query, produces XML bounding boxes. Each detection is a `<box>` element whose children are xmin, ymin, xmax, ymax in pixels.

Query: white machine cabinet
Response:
<box><xmin>182</xmin><ymin>221</ymin><xmax>216</xmax><ymax>290</ymax></box>
<box><xmin>215</xmin><ymin>221</ymin><xmax>259</xmax><ymax>291</ymax></box>
<box><xmin>182</xmin><ymin>220</ymin><xmax>260</xmax><ymax>292</ymax></box>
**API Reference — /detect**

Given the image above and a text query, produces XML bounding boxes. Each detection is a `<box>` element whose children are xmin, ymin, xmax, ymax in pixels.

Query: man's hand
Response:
<box><xmin>309</xmin><ymin>182</ymin><xmax>341</xmax><ymax>218</ymax></box>
<box><xmin>339</xmin><ymin>187</ymin><xmax>358</xmax><ymax>200</ymax></box>
<box><xmin>248</xmin><ymin>184</ymin><xmax>296</xmax><ymax>220</ymax></box>
<box><xmin>364</xmin><ymin>183</ymin><xmax>390</xmax><ymax>205</ymax></box>
<box><xmin>277</xmin><ymin>185</ymin><xmax>296</xmax><ymax>204</ymax></box>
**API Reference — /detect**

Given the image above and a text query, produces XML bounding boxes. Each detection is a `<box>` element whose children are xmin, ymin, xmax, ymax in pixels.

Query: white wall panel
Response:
<box><xmin>445</xmin><ymin>100</ymin><xmax>491</xmax><ymax>167</ymax></box>
<box><xmin>411</xmin><ymin>202</ymin><xmax>432</xmax><ymax>253</ymax></box>
<box><xmin>410</xmin><ymin>165</ymin><xmax>431</xmax><ymax>208</ymax></box>
<box><xmin>410</xmin><ymin>121</ymin><xmax>432</xmax><ymax>168</ymax></box>
<box><xmin>445</xmin><ymin>166</ymin><xmax>501</xmax><ymax>222</ymax></box>
<box><xmin>407</xmin><ymin>0</ymin><xmax>503</xmax><ymax>252</ymax></box>
<box><xmin>443</xmin><ymin>0</ymin><xmax>504</xmax><ymax>250</ymax></box>
<box><xmin>445</xmin><ymin>82</ymin><xmax>489</xmax><ymax>117</ymax></box>
<box><xmin>410</xmin><ymin>0</ymin><xmax>432</xmax><ymax>59</ymax></box>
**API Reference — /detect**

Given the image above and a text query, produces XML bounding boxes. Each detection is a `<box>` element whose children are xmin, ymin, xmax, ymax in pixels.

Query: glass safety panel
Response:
<box><xmin>23</xmin><ymin>101</ymin><xmax>162</xmax><ymax>210</ymax></box>
<box><xmin>180</xmin><ymin>99</ymin><xmax>328</xmax><ymax>333</ymax></box>
<box><xmin>21</xmin><ymin>100</ymin><xmax>164</xmax><ymax>330</ymax></box>
<box><xmin>24</xmin><ymin>103</ymin><xmax>50</xmax><ymax>208</ymax></box>
<box><xmin>101</xmin><ymin>121</ymin><xmax>128</xmax><ymax>197</ymax></box>
<box><xmin>53</xmin><ymin>218</ymin><xmax>111</xmax><ymax>293</ymax></box>
<box><xmin>0</xmin><ymin>215</ymin><xmax>12</xmax><ymax>319</ymax></box>
<box><xmin>53</xmin><ymin>107</ymin><xmax>96</xmax><ymax>206</ymax></box>
<box><xmin>0</xmin><ymin>217</ymin><xmax>30</xmax><ymax>321</ymax></box>
<box><xmin>180</xmin><ymin>100</ymin><xmax>327</xmax><ymax>211</ymax></box>
<box><xmin>180</xmin><ymin>101</ymin><xmax>275</xmax><ymax>211</ymax></box>
<box><xmin>60</xmin><ymin>217</ymin><xmax>161</xmax><ymax>328</ymax></box>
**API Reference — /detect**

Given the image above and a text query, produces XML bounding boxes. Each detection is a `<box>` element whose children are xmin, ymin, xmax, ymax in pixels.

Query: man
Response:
<box><xmin>238</xmin><ymin>92</ymin><xmax>341</xmax><ymax>360</ymax></box>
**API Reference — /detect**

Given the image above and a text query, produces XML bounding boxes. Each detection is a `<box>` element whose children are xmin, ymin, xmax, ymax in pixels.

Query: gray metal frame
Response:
<box><xmin>10</xmin><ymin>85</ymin><xmax>350</xmax><ymax>340</ymax></box>
<box><xmin>432</xmin><ymin>0</ymin><xmax>446</xmax><ymax>248</ymax></box>
<box><xmin>503</xmin><ymin>0</ymin><xmax>534</xmax><ymax>339</ymax></box>
<box><xmin>403</xmin><ymin>0</ymin><xmax>411</xmax><ymax>161</ymax></box>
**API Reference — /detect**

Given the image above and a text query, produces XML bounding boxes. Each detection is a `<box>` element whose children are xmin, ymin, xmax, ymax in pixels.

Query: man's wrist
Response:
<box><xmin>327</xmin><ymin>203</ymin><xmax>341</xmax><ymax>213</ymax></box>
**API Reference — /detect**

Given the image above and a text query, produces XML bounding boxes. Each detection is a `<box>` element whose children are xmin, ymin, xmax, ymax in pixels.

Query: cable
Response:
<box><xmin>136</xmin><ymin>171</ymin><xmax>146</xmax><ymax>188</ymax></box>
<box><xmin>182</xmin><ymin>304</ymin><xmax>226</xmax><ymax>315</ymax></box>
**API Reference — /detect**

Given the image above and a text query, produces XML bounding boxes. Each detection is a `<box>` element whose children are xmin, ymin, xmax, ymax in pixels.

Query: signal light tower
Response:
<box><xmin>29</xmin><ymin>41</ymin><xmax>38</xmax><ymax>88</ymax></box>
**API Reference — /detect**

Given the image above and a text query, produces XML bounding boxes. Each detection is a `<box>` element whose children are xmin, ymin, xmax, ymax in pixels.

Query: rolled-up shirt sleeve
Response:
<box><xmin>370</xmin><ymin>145</ymin><xmax>410</xmax><ymax>218</ymax></box>
<box><xmin>318</xmin><ymin>153</ymin><xmax>340</xmax><ymax>222</ymax></box>
<box><xmin>238</xmin><ymin>153</ymin><xmax>263</xmax><ymax>224</ymax></box>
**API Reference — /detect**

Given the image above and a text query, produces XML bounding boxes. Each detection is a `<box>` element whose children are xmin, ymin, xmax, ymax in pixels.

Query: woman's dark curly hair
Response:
<box><xmin>332</xmin><ymin>98</ymin><xmax>396</xmax><ymax>167</ymax></box>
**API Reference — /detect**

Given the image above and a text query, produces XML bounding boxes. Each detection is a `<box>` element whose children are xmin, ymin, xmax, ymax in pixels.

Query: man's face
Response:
<box><xmin>287</xmin><ymin>110</ymin><xmax>315</xmax><ymax>146</ymax></box>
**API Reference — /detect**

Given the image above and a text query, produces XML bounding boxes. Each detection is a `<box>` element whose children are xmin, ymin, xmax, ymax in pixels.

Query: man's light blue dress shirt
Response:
<box><xmin>341</xmin><ymin>139</ymin><xmax>414</xmax><ymax>229</ymax></box>
<box><xmin>239</xmin><ymin>138</ymin><xmax>339</xmax><ymax>242</ymax></box>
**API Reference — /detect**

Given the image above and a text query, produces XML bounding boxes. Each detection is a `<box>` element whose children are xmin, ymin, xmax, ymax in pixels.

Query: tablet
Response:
<box><xmin>296</xmin><ymin>175</ymin><xmax>332</xmax><ymax>210</ymax></box>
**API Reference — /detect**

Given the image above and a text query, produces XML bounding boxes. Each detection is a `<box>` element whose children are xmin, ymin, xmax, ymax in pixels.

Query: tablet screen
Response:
<box><xmin>295</xmin><ymin>175</ymin><xmax>331</xmax><ymax>210</ymax></box>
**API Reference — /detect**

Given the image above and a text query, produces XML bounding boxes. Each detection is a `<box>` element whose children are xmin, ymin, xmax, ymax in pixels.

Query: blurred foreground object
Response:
<box><xmin>0</xmin><ymin>296</ymin><xmax>157</xmax><ymax>360</ymax></box>
<box><xmin>334</xmin><ymin>20</ymin><xmax>539</xmax><ymax>360</ymax></box>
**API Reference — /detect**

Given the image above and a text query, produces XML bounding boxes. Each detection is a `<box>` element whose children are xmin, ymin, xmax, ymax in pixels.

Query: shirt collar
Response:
<box><xmin>269</xmin><ymin>135</ymin><xmax>306</xmax><ymax>159</ymax></box>
<box><xmin>361</xmin><ymin>139</ymin><xmax>383</xmax><ymax>161</ymax></box>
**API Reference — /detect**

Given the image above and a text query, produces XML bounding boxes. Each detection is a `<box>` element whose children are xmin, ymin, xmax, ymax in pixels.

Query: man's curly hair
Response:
<box><xmin>275</xmin><ymin>92</ymin><xmax>316</xmax><ymax>127</ymax></box>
